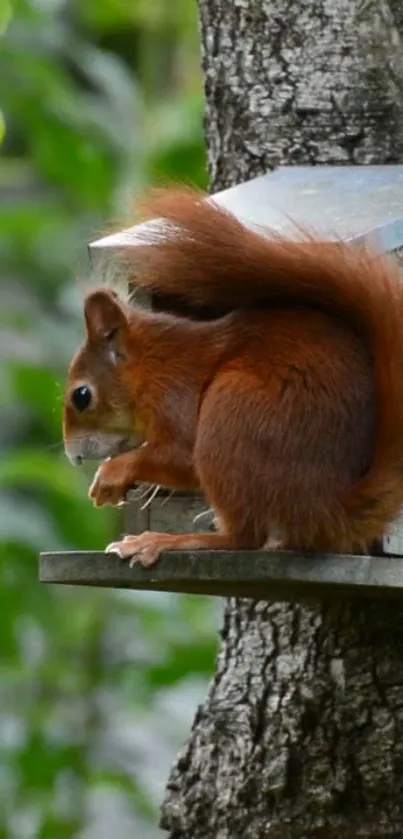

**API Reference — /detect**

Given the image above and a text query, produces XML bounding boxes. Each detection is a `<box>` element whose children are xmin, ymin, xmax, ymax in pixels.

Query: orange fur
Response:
<box><xmin>63</xmin><ymin>188</ymin><xmax>403</xmax><ymax>564</ymax></box>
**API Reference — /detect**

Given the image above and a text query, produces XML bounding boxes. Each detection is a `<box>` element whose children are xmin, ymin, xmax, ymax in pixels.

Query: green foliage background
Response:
<box><xmin>0</xmin><ymin>2</ymin><xmax>217</xmax><ymax>836</ymax></box>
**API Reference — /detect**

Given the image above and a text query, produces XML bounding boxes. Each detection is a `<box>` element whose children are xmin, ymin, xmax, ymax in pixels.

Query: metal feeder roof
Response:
<box><xmin>89</xmin><ymin>165</ymin><xmax>403</xmax><ymax>256</ymax></box>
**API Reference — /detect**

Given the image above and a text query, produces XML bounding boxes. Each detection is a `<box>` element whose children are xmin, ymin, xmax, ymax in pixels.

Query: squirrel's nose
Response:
<box><xmin>64</xmin><ymin>442</ymin><xmax>84</xmax><ymax>466</ymax></box>
<box><xmin>66</xmin><ymin>451</ymin><xmax>83</xmax><ymax>466</ymax></box>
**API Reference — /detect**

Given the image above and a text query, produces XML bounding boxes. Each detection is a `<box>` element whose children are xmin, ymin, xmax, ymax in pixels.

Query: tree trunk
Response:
<box><xmin>160</xmin><ymin>2</ymin><xmax>403</xmax><ymax>837</ymax></box>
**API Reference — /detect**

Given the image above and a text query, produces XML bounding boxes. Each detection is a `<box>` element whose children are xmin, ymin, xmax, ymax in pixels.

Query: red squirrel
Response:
<box><xmin>63</xmin><ymin>187</ymin><xmax>403</xmax><ymax>566</ymax></box>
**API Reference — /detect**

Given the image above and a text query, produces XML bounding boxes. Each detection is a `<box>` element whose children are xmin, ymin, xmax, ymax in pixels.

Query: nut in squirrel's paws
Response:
<box><xmin>89</xmin><ymin>457</ymin><xmax>131</xmax><ymax>507</ymax></box>
<box><xmin>106</xmin><ymin>532</ymin><xmax>168</xmax><ymax>567</ymax></box>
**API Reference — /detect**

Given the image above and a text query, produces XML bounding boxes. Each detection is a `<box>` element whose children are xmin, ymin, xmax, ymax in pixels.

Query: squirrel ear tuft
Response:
<box><xmin>84</xmin><ymin>289</ymin><xmax>128</xmax><ymax>341</ymax></box>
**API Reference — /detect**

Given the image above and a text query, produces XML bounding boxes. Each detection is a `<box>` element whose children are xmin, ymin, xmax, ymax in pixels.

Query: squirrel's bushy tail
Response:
<box><xmin>123</xmin><ymin>187</ymin><xmax>403</xmax><ymax>546</ymax></box>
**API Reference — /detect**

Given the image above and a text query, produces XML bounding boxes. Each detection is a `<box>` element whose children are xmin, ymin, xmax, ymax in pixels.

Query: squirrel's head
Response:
<box><xmin>63</xmin><ymin>288</ymin><xmax>145</xmax><ymax>465</ymax></box>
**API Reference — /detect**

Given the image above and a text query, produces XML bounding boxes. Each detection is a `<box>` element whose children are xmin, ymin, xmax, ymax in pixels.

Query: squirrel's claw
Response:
<box><xmin>105</xmin><ymin>533</ymin><xmax>163</xmax><ymax>567</ymax></box>
<box><xmin>105</xmin><ymin>542</ymin><xmax>125</xmax><ymax>558</ymax></box>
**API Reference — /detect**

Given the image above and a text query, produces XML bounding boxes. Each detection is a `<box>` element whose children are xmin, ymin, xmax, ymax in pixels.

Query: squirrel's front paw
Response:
<box><xmin>89</xmin><ymin>457</ymin><xmax>133</xmax><ymax>507</ymax></box>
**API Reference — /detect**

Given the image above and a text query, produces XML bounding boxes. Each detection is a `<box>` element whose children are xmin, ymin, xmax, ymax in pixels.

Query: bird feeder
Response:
<box><xmin>40</xmin><ymin>164</ymin><xmax>403</xmax><ymax>601</ymax></box>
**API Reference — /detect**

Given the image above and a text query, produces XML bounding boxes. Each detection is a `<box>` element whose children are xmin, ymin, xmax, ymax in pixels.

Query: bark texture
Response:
<box><xmin>160</xmin><ymin>2</ymin><xmax>403</xmax><ymax>836</ymax></box>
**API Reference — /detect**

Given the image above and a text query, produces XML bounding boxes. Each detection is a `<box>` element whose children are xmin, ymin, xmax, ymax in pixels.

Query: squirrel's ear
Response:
<box><xmin>84</xmin><ymin>290</ymin><xmax>129</xmax><ymax>358</ymax></box>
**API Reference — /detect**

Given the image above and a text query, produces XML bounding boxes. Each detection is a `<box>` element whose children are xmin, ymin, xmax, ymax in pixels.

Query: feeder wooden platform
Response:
<box><xmin>39</xmin><ymin>550</ymin><xmax>403</xmax><ymax>602</ymax></box>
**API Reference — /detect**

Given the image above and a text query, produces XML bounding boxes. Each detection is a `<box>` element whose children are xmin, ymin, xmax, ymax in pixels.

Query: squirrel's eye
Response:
<box><xmin>71</xmin><ymin>385</ymin><xmax>92</xmax><ymax>412</ymax></box>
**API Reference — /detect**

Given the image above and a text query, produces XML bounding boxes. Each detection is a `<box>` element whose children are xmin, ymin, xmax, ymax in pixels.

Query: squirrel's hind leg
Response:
<box><xmin>105</xmin><ymin>530</ymin><xmax>244</xmax><ymax>568</ymax></box>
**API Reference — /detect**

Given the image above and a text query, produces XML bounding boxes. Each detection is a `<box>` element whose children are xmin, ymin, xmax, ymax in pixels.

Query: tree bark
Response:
<box><xmin>160</xmin><ymin>2</ymin><xmax>403</xmax><ymax>837</ymax></box>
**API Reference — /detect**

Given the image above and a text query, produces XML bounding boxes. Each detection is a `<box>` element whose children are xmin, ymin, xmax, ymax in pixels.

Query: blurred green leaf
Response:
<box><xmin>0</xmin><ymin>0</ymin><xmax>12</xmax><ymax>147</ymax></box>
<box><xmin>0</xmin><ymin>0</ymin><xmax>11</xmax><ymax>35</ymax></box>
<box><xmin>0</xmin><ymin>494</ymin><xmax>63</xmax><ymax>550</ymax></box>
